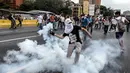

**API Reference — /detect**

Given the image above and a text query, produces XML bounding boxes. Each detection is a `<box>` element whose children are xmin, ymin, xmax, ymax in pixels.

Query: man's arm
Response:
<box><xmin>50</xmin><ymin>31</ymin><xmax>64</xmax><ymax>39</ymax></box>
<box><xmin>81</xmin><ymin>27</ymin><xmax>92</xmax><ymax>38</ymax></box>
<box><xmin>54</xmin><ymin>34</ymin><xmax>64</xmax><ymax>39</ymax></box>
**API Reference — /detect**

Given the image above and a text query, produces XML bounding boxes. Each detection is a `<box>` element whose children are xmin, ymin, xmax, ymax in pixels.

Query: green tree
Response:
<box><xmin>100</xmin><ymin>5</ymin><xmax>114</xmax><ymax>16</ymax></box>
<box><xmin>60</xmin><ymin>7</ymin><xmax>72</xmax><ymax>15</ymax></box>
<box><xmin>0</xmin><ymin>3</ymin><xmax>10</xmax><ymax>9</ymax></box>
<box><xmin>19</xmin><ymin>1</ymin><xmax>38</xmax><ymax>11</ymax></box>
<box><xmin>35</xmin><ymin>0</ymin><xmax>64</xmax><ymax>14</ymax></box>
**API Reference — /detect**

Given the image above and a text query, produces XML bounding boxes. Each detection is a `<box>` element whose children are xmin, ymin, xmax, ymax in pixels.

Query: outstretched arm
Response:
<box><xmin>50</xmin><ymin>31</ymin><xmax>64</xmax><ymax>39</ymax></box>
<box><xmin>54</xmin><ymin>34</ymin><xmax>64</xmax><ymax>39</ymax></box>
<box><xmin>81</xmin><ymin>27</ymin><xmax>92</xmax><ymax>38</ymax></box>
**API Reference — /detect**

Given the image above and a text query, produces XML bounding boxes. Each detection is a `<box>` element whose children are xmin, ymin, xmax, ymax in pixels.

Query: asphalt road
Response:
<box><xmin>0</xmin><ymin>29</ymin><xmax>130</xmax><ymax>73</ymax></box>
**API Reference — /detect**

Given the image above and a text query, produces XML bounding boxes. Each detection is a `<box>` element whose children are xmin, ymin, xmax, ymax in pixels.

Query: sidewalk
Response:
<box><xmin>0</xmin><ymin>26</ymin><xmax>37</xmax><ymax>36</ymax></box>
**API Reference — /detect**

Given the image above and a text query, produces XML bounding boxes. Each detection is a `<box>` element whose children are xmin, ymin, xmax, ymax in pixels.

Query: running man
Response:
<box><xmin>50</xmin><ymin>15</ymin><xmax>92</xmax><ymax>64</ymax></box>
<box><xmin>115</xmin><ymin>11</ymin><xmax>129</xmax><ymax>53</ymax></box>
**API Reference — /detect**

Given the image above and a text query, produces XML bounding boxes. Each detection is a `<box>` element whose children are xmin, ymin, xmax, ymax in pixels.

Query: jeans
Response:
<box><xmin>38</xmin><ymin>23</ymin><xmax>43</xmax><ymax>31</ymax></box>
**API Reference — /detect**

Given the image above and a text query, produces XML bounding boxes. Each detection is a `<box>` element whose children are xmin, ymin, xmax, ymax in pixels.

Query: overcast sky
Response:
<box><xmin>71</xmin><ymin>0</ymin><xmax>130</xmax><ymax>12</ymax></box>
<box><xmin>101</xmin><ymin>0</ymin><xmax>130</xmax><ymax>12</ymax></box>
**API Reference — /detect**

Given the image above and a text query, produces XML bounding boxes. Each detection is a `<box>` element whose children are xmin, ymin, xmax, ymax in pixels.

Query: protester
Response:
<box><xmin>110</xmin><ymin>17</ymin><xmax>117</xmax><ymax>31</ymax></box>
<box><xmin>95</xmin><ymin>17</ymin><xmax>99</xmax><ymax>29</ymax></box>
<box><xmin>37</xmin><ymin>14</ymin><xmax>43</xmax><ymax>31</ymax></box>
<box><xmin>50</xmin><ymin>14</ymin><xmax>55</xmax><ymax>30</ymax></box>
<box><xmin>43</xmin><ymin>13</ymin><xmax>48</xmax><ymax>25</ymax></box>
<box><xmin>80</xmin><ymin>15</ymin><xmax>89</xmax><ymax>41</ymax></box>
<box><xmin>50</xmin><ymin>15</ymin><xmax>92</xmax><ymax>64</ymax></box>
<box><xmin>17</xmin><ymin>15</ymin><xmax>23</xmax><ymax>28</ymax></box>
<box><xmin>126</xmin><ymin>21</ymin><xmax>130</xmax><ymax>32</ymax></box>
<box><xmin>73</xmin><ymin>15</ymin><xmax>79</xmax><ymax>25</ymax></box>
<box><xmin>59</xmin><ymin>15</ymin><xmax>65</xmax><ymax>29</ymax></box>
<box><xmin>54</xmin><ymin>15</ymin><xmax>59</xmax><ymax>30</ymax></box>
<box><xmin>98</xmin><ymin>17</ymin><xmax>103</xmax><ymax>29</ymax></box>
<box><xmin>104</xmin><ymin>16</ymin><xmax>110</xmax><ymax>35</ymax></box>
<box><xmin>81</xmin><ymin>15</ymin><xmax>89</xmax><ymax>29</ymax></box>
<box><xmin>115</xmin><ymin>11</ymin><xmax>129</xmax><ymax>53</ymax></box>
<box><xmin>87</xmin><ymin>15</ymin><xmax>93</xmax><ymax>34</ymax></box>
<box><xmin>8</xmin><ymin>13</ymin><xmax>16</xmax><ymax>29</ymax></box>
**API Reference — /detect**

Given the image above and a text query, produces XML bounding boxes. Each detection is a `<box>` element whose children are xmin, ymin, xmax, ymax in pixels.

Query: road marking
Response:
<box><xmin>0</xmin><ymin>35</ymin><xmax>40</xmax><ymax>43</ymax></box>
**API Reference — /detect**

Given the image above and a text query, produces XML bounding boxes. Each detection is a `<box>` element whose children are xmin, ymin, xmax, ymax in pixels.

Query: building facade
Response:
<box><xmin>89</xmin><ymin>0</ymin><xmax>95</xmax><ymax>4</ymax></box>
<box><xmin>0</xmin><ymin>0</ymin><xmax>23</xmax><ymax>9</ymax></box>
<box><xmin>80</xmin><ymin>0</ymin><xmax>101</xmax><ymax>5</ymax></box>
<box><xmin>71</xmin><ymin>4</ymin><xmax>81</xmax><ymax>16</ymax></box>
<box><xmin>95</xmin><ymin>0</ymin><xmax>101</xmax><ymax>5</ymax></box>
<box><xmin>79</xmin><ymin>0</ymin><xmax>101</xmax><ymax>15</ymax></box>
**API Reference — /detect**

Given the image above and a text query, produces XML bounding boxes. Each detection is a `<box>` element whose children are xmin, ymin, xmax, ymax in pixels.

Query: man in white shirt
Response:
<box><xmin>115</xmin><ymin>11</ymin><xmax>129</xmax><ymax>53</ymax></box>
<box><xmin>37</xmin><ymin>14</ymin><xmax>43</xmax><ymax>31</ymax></box>
<box><xmin>104</xmin><ymin>17</ymin><xmax>110</xmax><ymax>35</ymax></box>
<box><xmin>110</xmin><ymin>17</ymin><xmax>117</xmax><ymax>31</ymax></box>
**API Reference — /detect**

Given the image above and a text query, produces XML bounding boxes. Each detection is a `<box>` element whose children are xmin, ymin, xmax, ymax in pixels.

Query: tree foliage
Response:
<box><xmin>19</xmin><ymin>1</ymin><xmax>38</xmax><ymax>11</ymax></box>
<box><xmin>60</xmin><ymin>7</ymin><xmax>72</xmax><ymax>15</ymax></box>
<box><xmin>19</xmin><ymin>0</ymin><xmax>72</xmax><ymax>15</ymax></box>
<box><xmin>34</xmin><ymin>0</ymin><xmax>64</xmax><ymax>14</ymax></box>
<box><xmin>100</xmin><ymin>5</ymin><xmax>114</xmax><ymax>17</ymax></box>
<box><xmin>0</xmin><ymin>3</ymin><xmax>10</xmax><ymax>9</ymax></box>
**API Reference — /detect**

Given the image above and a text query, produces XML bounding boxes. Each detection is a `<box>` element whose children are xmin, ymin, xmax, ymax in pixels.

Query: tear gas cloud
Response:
<box><xmin>0</xmin><ymin>23</ymin><xmax>122</xmax><ymax>73</ymax></box>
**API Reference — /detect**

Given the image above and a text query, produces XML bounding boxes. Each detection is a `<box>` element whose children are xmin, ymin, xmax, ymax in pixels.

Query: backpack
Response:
<box><xmin>117</xmin><ymin>17</ymin><xmax>125</xmax><ymax>32</ymax></box>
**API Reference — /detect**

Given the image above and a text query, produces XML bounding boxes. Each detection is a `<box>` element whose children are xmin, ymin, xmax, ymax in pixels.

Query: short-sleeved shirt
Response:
<box><xmin>63</xmin><ymin>26</ymin><xmax>82</xmax><ymax>44</ymax></box>
<box><xmin>37</xmin><ymin>15</ymin><xmax>43</xmax><ymax>23</ymax></box>
<box><xmin>81</xmin><ymin>17</ymin><xmax>89</xmax><ymax>27</ymax></box>
<box><xmin>116</xmin><ymin>16</ymin><xmax>126</xmax><ymax>32</ymax></box>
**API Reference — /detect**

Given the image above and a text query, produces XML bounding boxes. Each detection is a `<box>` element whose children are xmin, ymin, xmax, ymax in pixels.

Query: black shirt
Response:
<box><xmin>63</xmin><ymin>26</ymin><xmax>82</xmax><ymax>44</ymax></box>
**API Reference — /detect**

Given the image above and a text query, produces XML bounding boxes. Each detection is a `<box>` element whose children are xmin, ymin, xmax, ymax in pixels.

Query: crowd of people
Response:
<box><xmin>37</xmin><ymin>11</ymin><xmax>129</xmax><ymax>64</ymax></box>
<box><xmin>0</xmin><ymin>11</ymin><xmax>128</xmax><ymax>64</ymax></box>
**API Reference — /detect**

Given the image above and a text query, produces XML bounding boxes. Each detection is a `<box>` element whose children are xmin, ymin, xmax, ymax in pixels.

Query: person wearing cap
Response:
<box><xmin>50</xmin><ymin>15</ymin><xmax>92</xmax><ymax>64</ymax></box>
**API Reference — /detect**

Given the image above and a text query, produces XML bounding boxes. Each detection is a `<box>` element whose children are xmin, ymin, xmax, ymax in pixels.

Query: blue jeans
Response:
<box><xmin>38</xmin><ymin>23</ymin><xmax>43</xmax><ymax>31</ymax></box>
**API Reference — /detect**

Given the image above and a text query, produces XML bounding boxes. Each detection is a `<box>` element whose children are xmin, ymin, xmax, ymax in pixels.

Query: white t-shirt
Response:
<box><xmin>60</xmin><ymin>16</ymin><xmax>65</xmax><ymax>22</ymax></box>
<box><xmin>104</xmin><ymin>20</ymin><xmax>110</xmax><ymax>25</ymax></box>
<box><xmin>37</xmin><ymin>15</ymin><xmax>43</xmax><ymax>23</ymax></box>
<box><xmin>115</xmin><ymin>16</ymin><xmax>126</xmax><ymax>32</ymax></box>
<box><xmin>111</xmin><ymin>18</ymin><xmax>117</xmax><ymax>25</ymax></box>
<box><xmin>116</xmin><ymin>16</ymin><xmax>127</xmax><ymax>23</ymax></box>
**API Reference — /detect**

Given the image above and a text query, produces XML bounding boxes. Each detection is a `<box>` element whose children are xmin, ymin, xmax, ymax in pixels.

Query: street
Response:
<box><xmin>0</xmin><ymin>28</ymin><xmax>130</xmax><ymax>73</ymax></box>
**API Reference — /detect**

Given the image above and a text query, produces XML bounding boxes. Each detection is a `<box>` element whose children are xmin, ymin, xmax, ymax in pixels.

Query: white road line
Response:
<box><xmin>0</xmin><ymin>35</ymin><xmax>40</xmax><ymax>43</ymax></box>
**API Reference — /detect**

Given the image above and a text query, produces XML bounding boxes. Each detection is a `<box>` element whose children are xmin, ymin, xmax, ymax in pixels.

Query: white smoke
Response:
<box><xmin>0</xmin><ymin>23</ymin><xmax>122</xmax><ymax>73</ymax></box>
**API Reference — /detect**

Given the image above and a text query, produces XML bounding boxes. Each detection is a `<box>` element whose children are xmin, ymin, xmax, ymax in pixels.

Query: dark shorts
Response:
<box><xmin>115</xmin><ymin>32</ymin><xmax>124</xmax><ymax>39</ymax></box>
